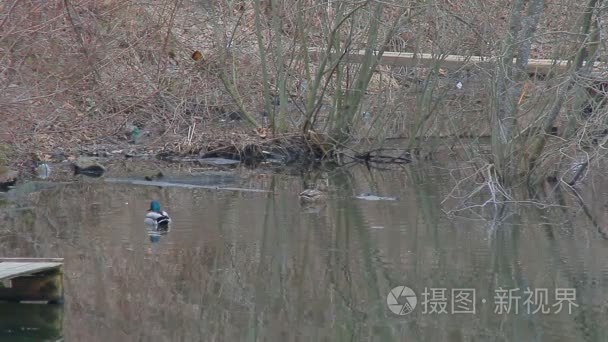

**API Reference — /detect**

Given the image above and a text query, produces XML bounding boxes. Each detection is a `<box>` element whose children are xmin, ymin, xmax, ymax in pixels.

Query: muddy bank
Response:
<box><xmin>1</xmin><ymin>129</ymin><xmax>424</xmax><ymax>191</ymax></box>
<box><xmin>0</xmin><ymin>133</ymin><xmax>340</xmax><ymax>189</ymax></box>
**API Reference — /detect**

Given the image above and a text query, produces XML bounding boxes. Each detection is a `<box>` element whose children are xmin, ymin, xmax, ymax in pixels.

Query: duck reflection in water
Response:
<box><xmin>146</xmin><ymin>224</ymin><xmax>170</xmax><ymax>243</ymax></box>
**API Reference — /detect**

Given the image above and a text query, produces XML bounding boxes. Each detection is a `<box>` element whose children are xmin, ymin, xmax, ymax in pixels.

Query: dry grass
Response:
<box><xmin>0</xmin><ymin>0</ymin><xmax>601</xmax><ymax>172</ymax></box>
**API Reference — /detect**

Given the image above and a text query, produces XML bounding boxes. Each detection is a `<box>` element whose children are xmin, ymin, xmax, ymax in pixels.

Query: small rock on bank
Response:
<box><xmin>0</xmin><ymin>167</ymin><xmax>19</xmax><ymax>190</ymax></box>
<box><xmin>73</xmin><ymin>157</ymin><xmax>106</xmax><ymax>178</ymax></box>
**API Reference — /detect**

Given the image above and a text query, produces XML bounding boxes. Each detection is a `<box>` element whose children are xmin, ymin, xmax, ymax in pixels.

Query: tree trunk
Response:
<box><xmin>492</xmin><ymin>0</ymin><xmax>544</xmax><ymax>183</ymax></box>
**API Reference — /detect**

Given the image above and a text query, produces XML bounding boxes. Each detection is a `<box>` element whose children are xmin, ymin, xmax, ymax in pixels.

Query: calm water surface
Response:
<box><xmin>1</xmin><ymin>164</ymin><xmax>608</xmax><ymax>341</ymax></box>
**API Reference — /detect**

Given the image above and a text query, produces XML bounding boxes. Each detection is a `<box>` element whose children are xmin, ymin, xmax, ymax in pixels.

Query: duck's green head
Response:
<box><xmin>149</xmin><ymin>200</ymin><xmax>161</xmax><ymax>212</ymax></box>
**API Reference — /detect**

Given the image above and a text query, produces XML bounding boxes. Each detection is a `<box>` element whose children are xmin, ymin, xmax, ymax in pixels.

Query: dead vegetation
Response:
<box><xmin>0</xmin><ymin>0</ymin><xmax>606</xmax><ymax>188</ymax></box>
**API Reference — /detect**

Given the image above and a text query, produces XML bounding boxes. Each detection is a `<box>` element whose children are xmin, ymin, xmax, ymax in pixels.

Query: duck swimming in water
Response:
<box><xmin>299</xmin><ymin>189</ymin><xmax>327</xmax><ymax>203</ymax></box>
<box><xmin>145</xmin><ymin>200</ymin><xmax>171</xmax><ymax>227</ymax></box>
<box><xmin>299</xmin><ymin>179</ymin><xmax>329</xmax><ymax>204</ymax></box>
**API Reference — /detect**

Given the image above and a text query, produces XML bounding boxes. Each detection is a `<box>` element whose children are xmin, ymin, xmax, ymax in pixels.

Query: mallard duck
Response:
<box><xmin>145</xmin><ymin>200</ymin><xmax>171</xmax><ymax>227</ymax></box>
<box><xmin>299</xmin><ymin>178</ymin><xmax>329</xmax><ymax>203</ymax></box>
<box><xmin>299</xmin><ymin>189</ymin><xmax>326</xmax><ymax>203</ymax></box>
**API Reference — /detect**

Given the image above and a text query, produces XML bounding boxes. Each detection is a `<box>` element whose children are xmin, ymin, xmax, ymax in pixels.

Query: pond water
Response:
<box><xmin>1</xmin><ymin>163</ymin><xmax>608</xmax><ymax>341</ymax></box>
